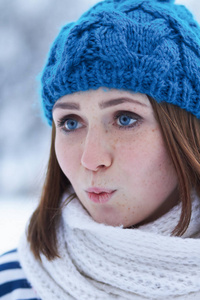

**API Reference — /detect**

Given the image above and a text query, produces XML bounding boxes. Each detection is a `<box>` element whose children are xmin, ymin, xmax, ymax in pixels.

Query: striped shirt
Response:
<box><xmin>0</xmin><ymin>249</ymin><xmax>40</xmax><ymax>300</ymax></box>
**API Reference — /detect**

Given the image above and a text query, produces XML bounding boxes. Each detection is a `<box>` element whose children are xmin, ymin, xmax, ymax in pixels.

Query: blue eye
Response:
<box><xmin>65</xmin><ymin>119</ymin><xmax>80</xmax><ymax>131</ymax></box>
<box><xmin>57</xmin><ymin>115</ymin><xmax>82</xmax><ymax>132</ymax></box>
<box><xmin>117</xmin><ymin>114</ymin><xmax>137</xmax><ymax>127</ymax></box>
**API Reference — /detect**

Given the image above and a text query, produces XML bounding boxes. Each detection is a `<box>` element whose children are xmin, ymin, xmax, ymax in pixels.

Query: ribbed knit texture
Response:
<box><xmin>40</xmin><ymin>0</ymin><xmax>200</xmax><ymax>125</ymax></box>
<box><xmin>18</xmin><ymin>190</ymin><xmax>200</xmax><ymax>300</ymax></box>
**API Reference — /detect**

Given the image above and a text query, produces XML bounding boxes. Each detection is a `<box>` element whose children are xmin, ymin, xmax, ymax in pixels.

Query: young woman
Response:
<box><xmin>1</xmin><ymin>0</ymin><xmax>200</xmax><ymax>299</ymax></box>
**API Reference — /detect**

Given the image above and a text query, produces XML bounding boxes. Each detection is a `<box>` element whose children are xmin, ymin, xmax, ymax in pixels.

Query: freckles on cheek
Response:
<box><xmin>117</xmin><ymin>143</ymin><xmax>144</xmax><ymax>176</ymax></box>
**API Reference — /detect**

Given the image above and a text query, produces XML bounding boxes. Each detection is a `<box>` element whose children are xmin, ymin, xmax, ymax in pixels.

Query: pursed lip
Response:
<box><xmin>85</xmin><ymin>187</ymin><xmax>116</xmax><ymax>203</ymax></box>
<box><xmin>86</xmin><ymin>187</ymin><xmax>115</xmax><ymax>194</ymax></box>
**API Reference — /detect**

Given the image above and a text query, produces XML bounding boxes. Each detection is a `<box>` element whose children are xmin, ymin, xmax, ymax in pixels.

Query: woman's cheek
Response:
<box><xmin>55</xmin><ymin>136</ymin><xmax>82</xmax><ymax>180</ymax></box>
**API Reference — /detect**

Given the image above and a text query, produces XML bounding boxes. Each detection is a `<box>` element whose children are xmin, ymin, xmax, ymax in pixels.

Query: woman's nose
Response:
<box><xmin>81</xmin><ymin>128</ymin><xmax>113</xmax><ymax>171</ymax></box>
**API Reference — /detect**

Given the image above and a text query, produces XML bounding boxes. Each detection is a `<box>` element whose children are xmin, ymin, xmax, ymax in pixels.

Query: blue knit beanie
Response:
<box><xmin>41</xmin><ymin>0</ymin><xmax>200</xmax><ymax>125</ymax></box>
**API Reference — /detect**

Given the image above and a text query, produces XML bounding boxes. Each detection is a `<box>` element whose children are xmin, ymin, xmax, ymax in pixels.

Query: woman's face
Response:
<box><xmin>53</xmin><ymin>87</ymin><xmax>178</xmax><ymax>227</ymax></box>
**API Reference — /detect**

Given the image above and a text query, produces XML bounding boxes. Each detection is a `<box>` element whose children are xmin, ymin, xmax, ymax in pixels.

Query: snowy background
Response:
<box><xmin>0</xmin><ymin>0</ymin><xmax>200</xmax><ymax>254</ymax></box>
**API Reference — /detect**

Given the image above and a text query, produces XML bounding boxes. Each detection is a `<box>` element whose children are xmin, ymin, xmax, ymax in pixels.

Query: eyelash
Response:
<box><xmin>114</xmin><ymin>111</ymin><xmax>141</xmax><ymax>130</ymax></box>
<box><xmin>57</xmin><ymin>114</ymin><xmax>81</xmax><ymax>131</ymax></box>
<box><xmin>56</xmin><ymin>111</ymin><xmax>141</xmax><ymax>132</ymax></box>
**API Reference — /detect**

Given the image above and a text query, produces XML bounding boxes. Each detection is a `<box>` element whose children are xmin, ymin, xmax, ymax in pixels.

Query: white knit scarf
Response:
<box><xmin>18</xmin><ymin>191</ymin><xmax>200</xmax><ymax>300</ymax></box>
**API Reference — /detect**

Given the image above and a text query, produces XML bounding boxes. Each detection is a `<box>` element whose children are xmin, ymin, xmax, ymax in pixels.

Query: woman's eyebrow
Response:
<box><xmin>53</xmin><ymin>102</ymin><xmax>80</xmax><ymax>111</ymax></box>
<box><xmin>53</xmin><ymin>97</ymin><xmax>147</xmax><ymax>111</ymax></box>
<box><xmin>99</xmin><ymin>97</ymin><xmax>148</xmax><ymax>109</ymax></box>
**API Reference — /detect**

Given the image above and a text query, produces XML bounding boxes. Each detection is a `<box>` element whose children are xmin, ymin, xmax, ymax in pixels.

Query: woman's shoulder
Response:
<box><xmin>0</xmin><ymin>248</ymin><xmax>40</xmax><ymax>300</ymax></box>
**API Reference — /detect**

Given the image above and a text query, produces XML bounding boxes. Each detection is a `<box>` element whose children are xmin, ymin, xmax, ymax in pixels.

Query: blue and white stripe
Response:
<box><xmin>0</xmin><ymin>249</ymin><xmax>40</xmax><ymax>300</ymax></box>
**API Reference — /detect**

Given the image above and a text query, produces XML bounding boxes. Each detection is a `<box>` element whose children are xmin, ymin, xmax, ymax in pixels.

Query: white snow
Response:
<box><xmin>0</xmin><ymin>196</ymin><xmax>38</xmax><ymax>255</ymax></box>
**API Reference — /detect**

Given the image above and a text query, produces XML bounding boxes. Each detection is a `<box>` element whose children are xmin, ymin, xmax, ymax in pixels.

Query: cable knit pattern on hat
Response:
<box><xmin>18</xmin><ymin>190</ymin><xmax>200</xmax><ymax>300</ymax></box>
<box><xmin>40</xmin><ymin>0</ymin><xmax>200</xmax><ymax>125</ymax></box>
